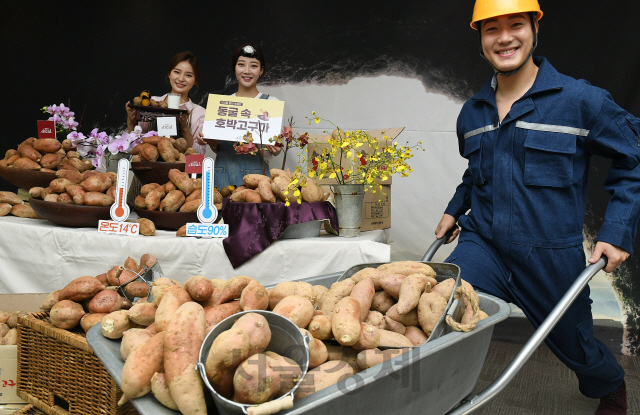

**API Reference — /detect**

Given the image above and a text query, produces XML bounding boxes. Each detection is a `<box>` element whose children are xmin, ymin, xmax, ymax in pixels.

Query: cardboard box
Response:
<box><xmin>306</xmin><ymin>127</ymin><xmax>404</xmax><ymax>186</ymax></box>
<box><xmin>0</xmin><ymin>293</ymin><xmax>48</xmax><ymax>404</ymax></box>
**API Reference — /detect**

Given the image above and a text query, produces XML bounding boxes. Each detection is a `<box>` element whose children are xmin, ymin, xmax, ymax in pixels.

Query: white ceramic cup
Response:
<box><xmin>167</xmin><ymin>93</ymin><xmax>181</xmax><ymax>109</ymax></box>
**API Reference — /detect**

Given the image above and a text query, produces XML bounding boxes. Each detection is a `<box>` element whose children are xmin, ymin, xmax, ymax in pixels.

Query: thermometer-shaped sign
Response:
<box><xmin>197</xmin><ymin>157</ymin><xmax>218</xmax><ymax>223</ymax></box>
<box><xmin>109</xmin><ymin>158</ymin><xmax>131</xmax><ymax>222</ymax></box>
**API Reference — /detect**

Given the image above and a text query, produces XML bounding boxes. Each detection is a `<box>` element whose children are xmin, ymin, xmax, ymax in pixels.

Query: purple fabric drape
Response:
<box><xmin>222</xmin><ymin>199</ymin><xmax>339</xmax><ymax>268</ymax></box>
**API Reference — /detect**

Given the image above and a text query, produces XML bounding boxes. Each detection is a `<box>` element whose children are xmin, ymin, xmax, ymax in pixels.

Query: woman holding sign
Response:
<box><xmin>196</xmin><ymin>43</ymin><xmax>282</xmax><ymax>189</ymax></box>
<box><xmin>126</xmin><ymin>51</ymin><xmax>207</xmax><ymax>153</ymax></box>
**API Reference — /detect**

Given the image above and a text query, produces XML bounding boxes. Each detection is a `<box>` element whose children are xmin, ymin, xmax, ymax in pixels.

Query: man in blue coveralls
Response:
<box><xmin>434</xmin><ymin>1</ymin><xmax>640</xmax><ymax>414</ymax></box>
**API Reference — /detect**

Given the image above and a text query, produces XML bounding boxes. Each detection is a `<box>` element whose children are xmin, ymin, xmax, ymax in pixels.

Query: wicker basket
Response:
<box><xmin>11</xmin><ymin>404</ymin><xmax>46</xmax><ymax>414</ymax></box>
<box><xmin>16</xmin><ymin>312</ymin><xmax>138</xmax><ymax>415</ymax></box>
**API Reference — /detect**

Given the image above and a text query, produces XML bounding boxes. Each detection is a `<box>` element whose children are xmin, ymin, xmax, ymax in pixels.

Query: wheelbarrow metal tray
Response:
<box><xmin>87</xmin><ymin>267</ymin><xmax>510</xmax><ymax>415</ymax></box>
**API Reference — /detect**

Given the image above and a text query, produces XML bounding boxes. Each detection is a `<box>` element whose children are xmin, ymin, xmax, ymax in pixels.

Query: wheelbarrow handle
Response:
<box><xmin>421</xmin><ymin>227</ymin><xmax>457</xmax><ymax>262</ymax></box>
<box><xmin>445</xmin><ymin>255</ymin><xmax>608</xmax><ymax>415</ymax></box>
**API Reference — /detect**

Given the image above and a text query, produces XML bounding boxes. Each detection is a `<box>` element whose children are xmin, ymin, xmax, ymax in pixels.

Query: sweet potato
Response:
<box><xmin>157</xmin><ymin>138</ymin><xmax>177</xmax><ymax>162</ymax></box>
<box><xmin>17</xmin><ymin>144</ymin><xmax>41</xmax><ymax>163</ymax></box>
<box><xmin>160</xmin><ymin>189</ymin><xmax>185</xmax><ymax>212</ymax></box>
<box><xmin>107</xmin><ymin>265</ymin><xmax>124</xmax><ymax>286</ymax></box>
<box><xmin>378</xmin><ymin>329</ymin><xmax>414</xmax><ymax>348</ymax></box>
<box><xmin>205</xmin><ymin>327</ymin><xmax>250</xmax><ymax>399</ymax></box>
<box><xmin>49</xmin><ymin>178</ymin><xmax>73</xmax><ymax>193</ymax></box>
<box><xmin>350</xmin><ymin>277</ymin><xmax>375</xmax><ymax>322</ymax></box>
<box><xmin>59</xmin><ymin>276</ymin><xmax>104</xmax><ymax>302</ymax></box>
<box><xmin>120</xmin><ymin>328</ymin><xmax>154</xmax><ymax>361</ymax></box>
<box><xmin>3</xmin><ymin>329</ymin><xmax>18</xmax><ymax>345</ymax></box>
<box><xmin>231</xmin><ymin>313</ymin><xmax>271</xmax><ymax>356</ymax></box>
<box><xmin>264</xmin><ymin>352</ymin><xmax>303</xmax><ymax>397</ymax></box>
<box><xmin>164</xmin><ymin>180</ymin><xmax>177</xmax><ymax>192</ymax></box>
<box><xmin>185</xmin><ymin>188</ymin><xmax>201</xmax><ymax>204</ymax></box>
<box><xmin>300</xmin><ymin>328</ymin><xmax>328</xmax><ymax>369</ymax></box>
<box><xmin>0</xmin><ymin>323</ymin><xmax>9</xmax><ymax>338</ymax></box>
<box><xmin>142</xmin><ymin>136</ymin><xmax>161</xmax><ymax>145</ymax></box>
<box><xmin>13</xmin><ymin>157</ymin><xmax>41</xmax><ymax>170</ymax></box>
<box><xmin>125</xmin><ymin>281</ymin><xmax>150</xmax><ymax>298</ymax></box>
<box><xmin>168</xmin><ymin>168</ymin><xmax>195</xmax><ymax>195</ymax></box>
<box><xmin>145</xmin><ymin>187</ymin><xmax>165</xmax><ymax>211</ymax></box>
<box><xmin>65</xmin><ymin>184</ymin><xmax>85</xmax><ymax>205</ymax></box>
<box><xmin>150</xmin><ymin>372</ymin><xmax>179</xmax><ymax>410</ymax></box>
<box><xmin>81</xmin><ymin>173</ymin><xmax>112</xmax><ymax>193</ymax></box>
<box><xmin>0</xmin><ymin>193</ymin><xmax>17</xmax><ymax>207</ymax></box>
<box><xmin>301</xmin><ymin>178</ymin><xmax>324</xmax><ymax>202</ymax></box>
<box><xmin>88</xmin><ymin>290</ymin><xmax>125</xmax><ymax>313</ymax></box>
<box><xmin>120</xmin><ymin>332</ymin><xmax>165</xmax><ymax>402</ymax></box>
<box><xmin>58</xmin><ymin>192</ymin><xmax>73</xmax><ymax>204</ymax></box>
<box><xmin>294</xmin><ymin>360</ymin><xmax>356</xmax><ymax>401</ymax></box>
<box><xmin>0</xmin><ymin>312</ymin><xmax>9</xmax><ymax>325</ymax></box>
<box><xmin>379</xmin><ymin>274</ymin><xmax>406</xmax><ymax>300</ymax></box>
<box><xmin>106</xmin><ymin>186</ymin><xmax>116</xmax><ymax>201</ymax></box>
<box><xmin>232</xmin><ymin>353</ymin><xmax>281</xmax><ymax>404</ymax></box>
<box><xmin>40</xmin><ymin>290</ymin><xmax>61</xmax><ymax>311</ymax></box>
<box><xmin>49</xmin><ymin>300</ymin><xmax>85</xmax><ymax>329</ymax></box>
<box><xmin>273</xmin><ymin>295</ymin><xmax>315</xmax><ymax>328</ymax></box>
<box><xmin>356</xmin><ymin>348</ymin><xmax>410</xmax><ymax>371</ymax></box>
<box><xmin>364</xmin><ymin>310</ymin><xmax>386</xmax><ymax>330</ymax></box>
<box><xmin>243</xmin><ymin>174</ymin><xmax>270</xmax><ymax>189</ymax></box>
<box><xmin>176</xmin><ymin>225</ymin><xmax>187</xmax><ymax>236</ymax></box>
<box><xmin>239</xmin><ymin>280</ymin><xmax>269</xmax><ymax>311</ymax></box>
<box><xmin>320</xmin><ymin>279</ymin><xmax>355</xmax><ymax>314</ymax></box>
<box><xmin>139</xmin><ymin>253</ymin><xmax>157</xmax><ymax>271</ymax></box>
<box><xmin>0</xmin><ymin>203</ymin><xmax>10</xmax><ymax>216</ymax></box>
<box><xmin>6</xmin><ymin>311</ymin><xmax>26</xmax><ymax>329</ymax></box>
<box><xmin>205</xmin><ymin>301</ymin><xmax>243</xmax><ymax>331</ymax></box>
<box><xmin>404</xmin><ymin>326</ymin><xmax>429</xmax><ymax>346</ymax></box>
<box><xmin>140</xmin><ymin>183</ymin><xmax>160</xmax><ymax>198</ymax></box>
<box><xmin>377</xmin><ymin>261</ymin><xmax>437</xmax><ymax>279</ymax></box>
<box><xmin>270</xmin><ymin>176</ymin><xmax>298</xmax><ymax>202</ymax></box>
<box><xmin>386</xmin><ymin>303</ymin><xmax>419</xmax><ymax>328</ymax></box>
<box><xmin>10</xmin><ymin>203</ymin><xmax>41</xmax><ymax>219</ymax></box>
<box><xmin>257</xmin><ymin>179</ymin><xmax>276</xmax><ymax>203</ymax></box>
<box><xmin>178</xmin><ymin>199</ymin><xmax>200</xmax><ymax>212</ymax></box>
<box><xmin>155</xmin><ymin>292</ymin><xmax>182</xmax><ymax>333</ymax></box>
<box><xmin>84</xmin><ymin>191</ymin><xmax>114</xmax><ymax>206</ymax></box>
<box><xmin>80</xmin><ymin>313</ymin><xmax>108</xmax><ymax>333</ymax></box>
<box><xmin>102</xmin><ymin>309</ymin><xmax>135</xmax><ymax>339</ymax></box>
<box><xmin>163</xmin><ymin>302</ymin><xmax>207</xmax><ymax>414</ymax></box>
<box><xmin>44</xmin><ymin>194</ymin><xmax>59</xmax><ymax>203</ymax></box>
<box><xmin>351</xmin><ymin>268</ymin><xmax>384</xmax><ymax>290</ymax></box>
<box><xmin>384</xmin><ymin>315</ymin><xmax>406</xmax><ymax>334</ymax></box>
<box><xmin>40</xmin><ymin>153</ymin><xmax>62</xmax><ymax>169</ymax></box>
<box><xmin>4</xmin><ymin>149</ymin><xmax>18</xmax><ymax>159</ymax></box>
<box><xmin>182</xmin><ymin>276</ymin><xmax>213</xmax><ymax>302</ymax></box>
<box><xmin>352</xmin><ymin>323</ymin><xmax>381</xmax><ymax>351</ymax></box>
<box><xmin>127</xmin><ymin>302</ymin><xmax>157</xmax><ymax>326</ymax></box>
<box><xmin>150</xmin><ymin>285</ymin><xmax>191</xmax><ymax>306</ymax></box>
<box><xmin>397</xmin><ymin>273</ymin><xmax>434</xmax><ymax>315</ymax></box>
<box><xmin>28</xmin><ymin>187</ymin><xmax>45</xmax><ymax>200</ymax></box>
<box><xmin>139</xmin><ymin>143</ymin><xmax>159</xmax><ymax>161</ymax></box>
<box><xmin>307</xmin><ymin>314</ymin><xmax>333</xmax><ymax>340</ymax></box>
<box><xmin>215</xmin><ymin>275</ymin><xmax>253</xmax><ymax>305</ymax></box>
<box><xmin>137</xmin><ymin>218</ymin><xmax>156</xmax><ymax>236</ymax></box>
<box><xmin>313</xmin><ymin>285</ymin><xmax>329</xmax><ymax>306</ymax></box>
<box><xmin>417</xmin><ymin>291</ymin><xmax>448</xmax><ymax>336</ymax></box>
<box><xmin>332</xmin><ymin>297</ymin><xmax>361</xmax><ymax>346</ymax></box>
<box><xmin>5</xmin><ymin>154</ymin><xmax>19</xmax><ymax>166</ymax></box>
<box><xmin>269</xmin><ymin>281</ymin><xmax>317</xmax><ymax>310</ymax></box>
<box><xmin>33</xmin><ymin>138</ymin><xmax>62</xmax><ymax>153</ymax></box>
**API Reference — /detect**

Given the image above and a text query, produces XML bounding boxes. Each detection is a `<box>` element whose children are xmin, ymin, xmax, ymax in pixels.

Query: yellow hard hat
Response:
<box><xmin>471</xmin><ymin>0</ymin><xmax>543</xmax><ymax>29</ymax></box>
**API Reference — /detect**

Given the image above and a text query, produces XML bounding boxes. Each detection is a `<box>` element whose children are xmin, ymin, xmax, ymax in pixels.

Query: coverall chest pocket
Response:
<box><xmin>523</xmin><ymin>130</ymin><xmax>576</xmax><ymax>188</ymax></box>
<box><xmin>463</xmin><ymin>133</ymin><xmax>487</xmax><ymax>185</ymax></box>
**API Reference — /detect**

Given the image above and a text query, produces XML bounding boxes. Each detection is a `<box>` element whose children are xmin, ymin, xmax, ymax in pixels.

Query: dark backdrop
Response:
<box><xmin>3</xmin><ymin>1</ymin><xmax>640</xmax><ymax>350</ymax></box>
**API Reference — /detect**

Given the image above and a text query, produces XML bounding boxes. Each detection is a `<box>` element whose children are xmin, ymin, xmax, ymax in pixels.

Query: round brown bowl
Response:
<box><xmin>130</xmin><ymin>161</ymin><xmax>185</xmax><ymax>186</ymax></box>
<box><xmin>134</xmin><ymin>207</ymin><xmax>221</xmax><ymax>230</ymax></box>
<box><xmin>29</xmin><ymin>198</ymin><xmax>113</xmax><ymax>228</ymax></box>
<box><xmin>0</xmin><ymin>165</ymin><xmax>56</xmax><ymax>190</ymax></box>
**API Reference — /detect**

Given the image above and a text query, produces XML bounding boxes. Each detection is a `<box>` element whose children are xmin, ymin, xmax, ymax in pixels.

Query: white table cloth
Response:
<box><xmin>0</xmin><ymin>215</ymin><xmax>392</xmax><ymax>293</ymax></box>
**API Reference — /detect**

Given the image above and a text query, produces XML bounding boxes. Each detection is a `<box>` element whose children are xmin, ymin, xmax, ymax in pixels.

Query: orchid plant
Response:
<box><xmin>42</xmin><ymin>103</ymin><xmax>79</xmax><ymax>134</ymax></box>
<box><xmin>269</xmin><ymin>117</ymin><xmax>309</xmax><ymax>170</ymax></box>
<box><xmin>68</xmin><ymin>126</ymin><xmax>149</xmax><ymax>171</ymax></box>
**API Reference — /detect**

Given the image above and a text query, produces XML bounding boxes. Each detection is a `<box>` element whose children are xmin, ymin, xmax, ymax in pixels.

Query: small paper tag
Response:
<box><xmin>98</xmin><ymin>220</ymin><xmax>140</xmax><ymax>236</ymax></box>
<box><xmin>37</xmin><ymin>120</ymin><xmax>56</xmax><ymax>139</ymax></box>
<box><xmin>185</xmin><ymin>154</ymin><xmax>205</xmax><ymax>174</ymax></box>
<box><xmin>157</xmin><ymin>116</ymin><xmax>177</xmax><ymax>137</ymax></box>
<box><xmin>185</xmin><ymin>223</ymin><xmax>228</xmax><ymax>239</ymax></box>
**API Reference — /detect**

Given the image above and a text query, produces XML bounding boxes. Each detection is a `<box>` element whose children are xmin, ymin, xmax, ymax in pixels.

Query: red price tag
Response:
<box><xmin>185</xmin><ymin>154</ymin><xmax>205</xmax><ymax>174</ymax></box>
<box><xmin>37</xmin><ymin>120</ymin><xmax>57</xmax><ymax>139</ymax></box>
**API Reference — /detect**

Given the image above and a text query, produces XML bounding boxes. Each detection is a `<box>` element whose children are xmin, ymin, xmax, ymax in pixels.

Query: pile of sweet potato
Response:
<box><xmin>0</xmin><ymin>191</ymin><xmax>41</xmax><ymax>219</ymax></box>
<box><xmin>29</xmin><ymin>170</ymin><xmax>117</xmax><ymax>206</ymax></box>
<box><xmin>130</xmin><ymin>136</ymin><xmax>196</xmax><ymax>163</ymax></box>
<box><xmin>134</xmin><ymin>168</ymin><xmax>219</xmax><ymax>214</ymax></box>
<box><xmin>1</xmin><ymin>137</ymin><xmax>92</xmax><ymax>173</ymax></box>
<box><xmin>228</xmin><ymin>169</ymin><xmax>329</xmax><ymax>204</ymax></box>
<box><xmin>0</xmin><ymin>310</ymin><xmax>24</xmax><ymax>345</ymax></box>
<box><xmin>38</xmin><ymin>254</ymin><xmax>162</xmax><ymax>334</ymax></box>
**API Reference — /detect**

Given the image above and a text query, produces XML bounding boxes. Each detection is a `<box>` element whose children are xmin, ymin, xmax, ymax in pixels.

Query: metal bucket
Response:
<box><xmin>196</xmin><ymin>310</ymin><xmax>311</xmax><ymax>415</ymax></box>
<box><xmin>331</xmin><ymin>184</ymin><xmax>364</xmax><ymax>237</ymax></box>
<box><xmin>279</xmin><ymin>220</ymin><xmax>323</xmax><ymax>239</ymax></box>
